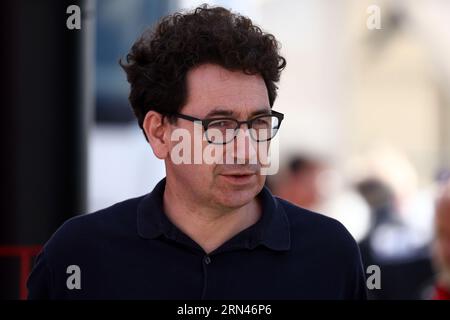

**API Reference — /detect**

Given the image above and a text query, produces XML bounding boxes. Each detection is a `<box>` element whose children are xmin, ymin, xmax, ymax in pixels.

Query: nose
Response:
<box><xmin>231</xmin><ymin>125</ymin><xmax>258</xmax><ymax>165</ymax></box>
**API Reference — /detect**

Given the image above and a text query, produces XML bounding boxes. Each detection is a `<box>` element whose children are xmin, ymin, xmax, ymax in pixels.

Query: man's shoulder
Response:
<box><xmin>43</xmin><ymin>195</ymin><xmax>146</xmax><ymax>256</ymax></box>
<box><xmin>276</xmin><ymin>196</ymin><xmax>350</xmax><ymax>233</ymax></box>
<box><xmin>274</xmin><ymin>197</ymin><xmax>367</xmax><ymax>300</ymax></box>
<box><xmin>275</xmin><ymin>197</ymin><xmax>359</xmax><ymax>256</ymax></box>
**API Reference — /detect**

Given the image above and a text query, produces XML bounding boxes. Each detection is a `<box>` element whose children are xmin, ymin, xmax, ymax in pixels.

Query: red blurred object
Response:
<box><xmin>0</xmin><ymin>245</ymin><xmax>42</xmax><ymax>300</ymax></box>
<box><xmin>432</xmin><ymin>283</ymin><xmax>450</xmax><ymax>300</ymax></box>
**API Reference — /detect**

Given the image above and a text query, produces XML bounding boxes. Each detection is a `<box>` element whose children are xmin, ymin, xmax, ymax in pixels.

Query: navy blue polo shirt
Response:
<box><xmin>27</xmin><ymin>178</ymin><xmax>367</xmax><ymax>299</ymax></box>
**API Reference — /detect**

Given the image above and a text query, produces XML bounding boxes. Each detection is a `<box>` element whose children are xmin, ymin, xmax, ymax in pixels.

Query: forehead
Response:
<box><xmin>182</xmin><ymin>63</ymin><xmax>270</xmax><ymax>117</ymax></box>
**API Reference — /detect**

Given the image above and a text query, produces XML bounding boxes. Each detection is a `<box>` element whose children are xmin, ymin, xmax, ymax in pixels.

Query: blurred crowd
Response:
<box><xmin>266</xmin><ymin>151</ymin><xmax>450</xmax><ymax>300</ymax></box>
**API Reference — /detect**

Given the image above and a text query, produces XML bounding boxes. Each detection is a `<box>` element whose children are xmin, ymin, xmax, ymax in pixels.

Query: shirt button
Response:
<box><xmin>204</xmin><ymin>256</ymin><xmax>211</xmax><ymax>265</ymax></box>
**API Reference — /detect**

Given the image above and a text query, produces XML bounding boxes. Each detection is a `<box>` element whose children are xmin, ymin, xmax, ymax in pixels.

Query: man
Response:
<box><xmin>27</xmin><ymin>5</ymin><xmax>367</xmax><ymax>299</ymax></box>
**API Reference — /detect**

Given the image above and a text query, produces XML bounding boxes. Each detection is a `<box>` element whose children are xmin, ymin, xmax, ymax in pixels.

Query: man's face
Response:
<box><xmin>165</xmin><ymin>63</ymin><xmax>270</xmax><ymax>211</ymax></box>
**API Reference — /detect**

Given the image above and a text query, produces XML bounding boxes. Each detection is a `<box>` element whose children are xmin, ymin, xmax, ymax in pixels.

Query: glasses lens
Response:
<box><xmin>205</xmin><ymin>115</ymin><xmax>282</xmax><ymax>144</ymax></box>
<box><xmin>250</xmin><ymin>115</ymin><xmax>280</xmax><ymax>142</ymax></box>
<box><xmin>206</xmin><ymin>119</ymin><xmax>237</xmax><ymax>144</ymax></box>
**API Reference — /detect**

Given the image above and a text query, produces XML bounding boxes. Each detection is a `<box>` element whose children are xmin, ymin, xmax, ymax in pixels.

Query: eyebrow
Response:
<box><xmin>205</xmin><ymin>107</ymin><xmax>271</xmax><ymax>118</ymax></box>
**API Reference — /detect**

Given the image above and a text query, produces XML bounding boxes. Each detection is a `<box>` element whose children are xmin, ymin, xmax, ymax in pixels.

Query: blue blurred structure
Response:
<box><xmin>95</xmin><ymin>0</ymin><xmax>170</xmax><ymax>123</ymax></box>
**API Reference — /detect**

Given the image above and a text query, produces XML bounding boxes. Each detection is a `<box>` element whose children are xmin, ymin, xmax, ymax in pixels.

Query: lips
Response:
<box><xmin>219</xmin><ymin>172</ymin><xmax>256</xmax><ymax>185</ymax></box>
<box><xmin>220</xmin><ymin>171</ymin><xmax>256</xmax><ymax>176</ymax></box>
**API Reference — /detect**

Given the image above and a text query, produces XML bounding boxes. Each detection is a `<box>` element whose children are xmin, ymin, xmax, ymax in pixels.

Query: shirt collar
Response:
<box><xmin>137</xmin><ymin>177</ymin><xmax>291</xmax><ymax>252</ymax></box>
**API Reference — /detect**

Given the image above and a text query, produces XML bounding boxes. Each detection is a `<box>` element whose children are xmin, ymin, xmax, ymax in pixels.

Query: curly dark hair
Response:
<box><xmin>120</xmin><ymin>4</ymin><xmax>286</xmax><ymax>140</ymax></box>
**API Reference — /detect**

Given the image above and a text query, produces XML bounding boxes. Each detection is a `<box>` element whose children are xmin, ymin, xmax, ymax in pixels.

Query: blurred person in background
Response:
<box><xmin>267</xmin><ymin>154</ymin><xmax>372</xmax><ymax>242</ymax></box>
<box><xmin>266</xmin><ymin>155</ymin><xmax>325</xmax><ymax>211</ymax></box>
<box><xmin>432</xmin><ymin>179</ymin><xmax>450</xmax><ymax>299</ymax></box>
<box><xmin>356</xmin><ymin>177</ymin><xmax>434</xmax><ymax>299</ymax></box>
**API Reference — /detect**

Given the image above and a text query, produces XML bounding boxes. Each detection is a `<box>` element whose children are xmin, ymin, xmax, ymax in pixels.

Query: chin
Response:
<box><xmin>214</xmin><ymin>185</ymin><xmax>261</xmax><ymax>209</ymax></box>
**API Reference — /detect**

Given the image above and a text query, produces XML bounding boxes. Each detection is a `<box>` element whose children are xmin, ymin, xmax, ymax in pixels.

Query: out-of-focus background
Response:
<box><xmin>1</xmin><ymin>0</ymin><xmax>450</xmax><ymax>299</ymax></box>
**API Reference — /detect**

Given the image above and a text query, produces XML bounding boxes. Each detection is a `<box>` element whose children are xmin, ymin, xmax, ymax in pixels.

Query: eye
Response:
<box><xmin>252</xmin><ymin>117</ymin><xmax>271</xmax><ymax>127</ymax></box>
<box><xmin>211</xmin><ymin>121</ymin><xmax>226</xmax><ymax>127</ymax></box>
<box><xmin>208</xmin><ymin>119</ymin><xmax>235</xmax><ymax>129</ymax></box>
<box><xmin>255</xmin><ymin>118</ymin><xmax>269</xmax><ymax>124</ymax></box>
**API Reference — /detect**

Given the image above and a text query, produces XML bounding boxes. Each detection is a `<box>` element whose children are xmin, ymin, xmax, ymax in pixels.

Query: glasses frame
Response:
<box><xmin>165</xmin><ymin>110</ymin><xmax>284</xmax><ymax>145</ymax></box>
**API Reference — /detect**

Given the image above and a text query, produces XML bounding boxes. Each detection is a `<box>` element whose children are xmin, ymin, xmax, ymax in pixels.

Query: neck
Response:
<box><xmin>162</xmin><ymin>178</ymin><xmax>262</xmax><ymax>254</ymax></box>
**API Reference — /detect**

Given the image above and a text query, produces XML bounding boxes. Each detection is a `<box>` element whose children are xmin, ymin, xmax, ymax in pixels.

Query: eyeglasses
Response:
<box><xmin>165</xmin><ymin>110</ymin><xmax>284</xmax><ymax>145</ymax></box>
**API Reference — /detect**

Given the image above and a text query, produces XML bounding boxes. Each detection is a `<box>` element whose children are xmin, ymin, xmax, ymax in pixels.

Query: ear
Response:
<box><xmin>143</xmin><ymin>111</ymin><xmax>171</xmax><ymax>159</ymax></box>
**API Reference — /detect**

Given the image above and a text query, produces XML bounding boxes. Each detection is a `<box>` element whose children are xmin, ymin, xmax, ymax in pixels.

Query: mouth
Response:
<box><xmin>219</xmin><ymin>173</ymin><xmax>256</xmax><ymax>185</ymax></box>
